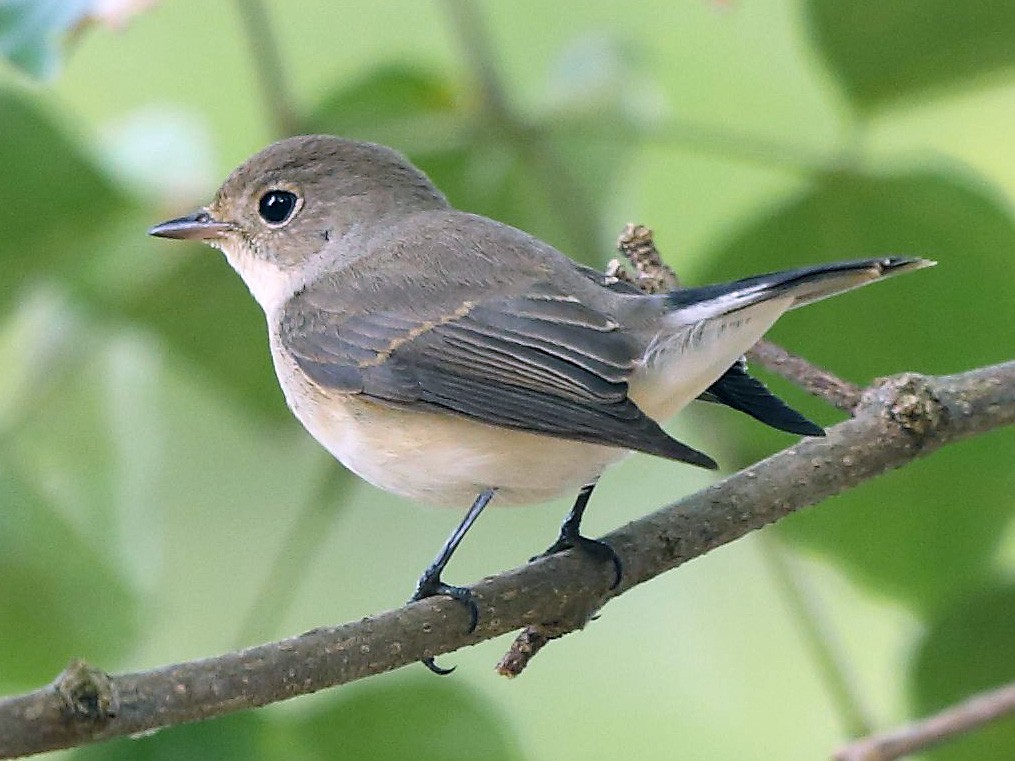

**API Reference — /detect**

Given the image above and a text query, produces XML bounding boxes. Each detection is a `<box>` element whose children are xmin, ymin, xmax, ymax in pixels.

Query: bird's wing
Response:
<box><xmin>280</xmin><ymin>277</ymin><xmax>717</xmax><ymax>469</ymax></box>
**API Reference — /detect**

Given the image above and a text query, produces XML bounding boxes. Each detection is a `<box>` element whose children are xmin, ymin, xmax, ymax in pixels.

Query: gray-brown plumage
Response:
<box><xmin>150</xmin><ymin>135</ymin><xmax>933</xmax><ymax>656</ymax></box>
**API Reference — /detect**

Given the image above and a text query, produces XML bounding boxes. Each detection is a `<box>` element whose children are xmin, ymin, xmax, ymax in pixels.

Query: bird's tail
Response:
<box><xmin>630</xmin><ymin>256</ymin><xmax>935</xmax><ymax>429</ymax></box>
<box><xmin>665</xmin><ymin>256</ymin><xmax>935</xmax><ymax>323</ymax></box>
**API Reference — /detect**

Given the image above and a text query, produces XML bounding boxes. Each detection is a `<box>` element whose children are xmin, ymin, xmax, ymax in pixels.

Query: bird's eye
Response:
<box><xmin>258</xmin><ymin>189</ymin><xmax>299</xmax><ymax>226</ymax></box>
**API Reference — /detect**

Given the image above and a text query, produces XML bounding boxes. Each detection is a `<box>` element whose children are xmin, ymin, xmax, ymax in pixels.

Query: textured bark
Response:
<box><xmin>0</xmin><ymin>361</ymin><xmax>1011</xmax><ymax>759</ymax></box>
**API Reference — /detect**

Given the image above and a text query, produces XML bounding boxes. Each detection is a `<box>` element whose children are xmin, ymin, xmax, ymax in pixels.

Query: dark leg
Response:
<box><xmin>533</xmin><ymin>480</ymin><xmax>622</xmax><ymax>588</ymax></box>
<box><xmin>409</xmin><ymin>488</ymin><xmax>496</xmax><ymax>675</ymax></box>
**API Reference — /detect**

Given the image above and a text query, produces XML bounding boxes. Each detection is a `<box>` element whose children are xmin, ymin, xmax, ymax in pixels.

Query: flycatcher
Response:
<box><xmin>151</xmin><ymin>135</ymin><xmax>932</xmax><ymax>671</ymax></box>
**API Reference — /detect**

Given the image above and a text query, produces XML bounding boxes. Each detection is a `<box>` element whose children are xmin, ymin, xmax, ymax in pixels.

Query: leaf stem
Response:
<box><xmin>233</xmin><ymin>459</ymin><xmax>350</xmax><ymax>646</ymax></box>
<box><xmin>234</xmin><ymin>0</ymin><xmax>300</xmax><ymax>138</ymax></box>
<box><xmin>440</xmin><ymin>0</ymin><xmax>512</xmax><ymax>123</ymax></box>
<box><xmin>834</xmin><ymin>682</ymin><xmax>1015</xmax><ymax>761</ymax></box>
<box><xmin>440</xmin><ymin>0</ymin><xmax>604</xmax><ymax>257</ymax></box>
<box><xmin>758</xmin><ymin>532</ymin><xmax>875</xmax><ymax>738</ymax></box>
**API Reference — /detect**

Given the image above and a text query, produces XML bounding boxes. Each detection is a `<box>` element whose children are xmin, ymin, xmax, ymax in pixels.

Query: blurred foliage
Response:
<box><xmin>112</xmin><ymin>250</ymin><xmax>287</xmax><ymax>420</ymax></box>
<box><xmin>72</xmin><ymin>711</ymin><xmax>268</xmax><ymax>761</ymax></box>
<box><xmin>0</xmin><ymin>89</ymin><xmax>132</xmax><ymax>307</ymax></box>
<box><xmin>270</xmin><ymin>678</ymin><xmax>523</xmax><ymax>761</ymax></box>
<box><xmin>1</xmin><ymin>1</ymin><xmax>1013</xmax><ymax>760</ymax></box>
<box><xmin>907</xmin><ymin>584</ymin><xmax>1015</xmax><ymax>761</ymax></box>
<box><xmin>0</xmin><ymin>465</ymin><xmax>138</xmax><ymax>684</ymax></box>
<box><xmin>0</xmin><ymin>0</ymin><xmax>91</xmax><ymax>80</ymax></box>
<box><xmin>808</xmin><ymin>0</ymin><xmax>1015</xmax><ymax>111</ymax></box>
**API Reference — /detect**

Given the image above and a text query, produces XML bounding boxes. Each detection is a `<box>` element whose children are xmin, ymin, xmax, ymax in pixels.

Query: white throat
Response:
<box><xmin>221</xmin><ymin>247</ymin><xmax>301</xmax><ymax>317</ymax></box>
<box><xmin>214</xmin><ymin>238</ymin><xmax>339</xmax><ymax>319</ymax></box>
<box><xmin>215</xmin><ymin>229</ymin><xmax>366</xmax><ymax>318</ymax></box>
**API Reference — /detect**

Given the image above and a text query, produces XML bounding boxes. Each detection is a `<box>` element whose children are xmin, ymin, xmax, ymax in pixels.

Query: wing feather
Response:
<box><xmin>280</xmin><ymin>281</ymin><xmax>716</xmax><ymax>468</ymax></box>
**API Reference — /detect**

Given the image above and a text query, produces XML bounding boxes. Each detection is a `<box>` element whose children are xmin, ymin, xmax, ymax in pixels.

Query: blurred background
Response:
<box><xmin>1</xmin><ymin>1</ymin><xmax>1013</xmax><ymax>759</ymax></box>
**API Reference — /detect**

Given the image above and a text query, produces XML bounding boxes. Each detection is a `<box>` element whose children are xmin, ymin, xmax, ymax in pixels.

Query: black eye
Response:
<box><xmin>258</xmin><ymin>189</ymin><xmax>298</xmax><ymax>225</ymax></box>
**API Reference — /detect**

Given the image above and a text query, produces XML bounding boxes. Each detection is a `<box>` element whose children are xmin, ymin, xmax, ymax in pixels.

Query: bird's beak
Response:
<box><xmin>148</xmin><ymin>210</ymin><xmax>232</xmax><ymax>241</ymax></box>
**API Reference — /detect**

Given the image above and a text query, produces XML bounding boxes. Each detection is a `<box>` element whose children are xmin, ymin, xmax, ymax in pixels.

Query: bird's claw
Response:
<box><xmin>532</xmin><ymin>534</ymin><xmax>623</xmax><ymax>589</ymax></box>
<box><xmin>409</xmin><ymin>579</ymin><xmax>479</xmax><ymax>633</ymax></box>
<box><xmin>409</xmin><ymin>576</ymin><xmax>479</xmax><ymax>675</ymax></box>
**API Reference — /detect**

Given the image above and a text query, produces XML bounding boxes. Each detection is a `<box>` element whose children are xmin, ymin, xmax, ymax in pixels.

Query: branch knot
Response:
<box><xmin>874</xmin><ymin>373</ymin><xmax>946</xmax><ymax>443</ymax></box>
<box><xmin>54</xmin><ymin>660</ymin><xmax>118</xmax><ymax>725</ymax></box>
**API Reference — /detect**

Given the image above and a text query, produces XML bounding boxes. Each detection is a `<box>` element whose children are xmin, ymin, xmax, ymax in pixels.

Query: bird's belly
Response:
<box><xmin>280</xmin><ymin>373</ymin><xmax>626</xmax><ymax>507</ymax></box>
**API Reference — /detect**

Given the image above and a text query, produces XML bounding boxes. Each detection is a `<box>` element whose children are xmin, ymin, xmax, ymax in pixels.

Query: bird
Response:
<box><xmin>149</xmin><ymin>135</ymin><xmax>933</xmax><ymax>672</ymax></box>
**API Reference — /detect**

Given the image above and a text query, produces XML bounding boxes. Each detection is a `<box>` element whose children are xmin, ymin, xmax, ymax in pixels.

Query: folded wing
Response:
<box><xmin>281</xmin><ymin>281</ymin><xmax>718</xmax><ymax>469</ymax></box>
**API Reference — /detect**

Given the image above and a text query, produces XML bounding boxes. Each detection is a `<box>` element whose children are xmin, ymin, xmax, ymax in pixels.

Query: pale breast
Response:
<box><xmin>269</xmin><ymin>339</ymin><xmax>626</xmax><ymax>507</ymax></box>
<box><xmin>266</xmin><ymin>297</ymin><xmax>791</xmax><ymax>508</ymax></box>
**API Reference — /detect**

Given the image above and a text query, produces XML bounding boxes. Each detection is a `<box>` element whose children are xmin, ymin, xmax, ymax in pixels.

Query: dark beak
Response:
<box><xmin>148</xmin><ymin>210</ymin><xmax>232</xmax><ymax>241</ymax></box>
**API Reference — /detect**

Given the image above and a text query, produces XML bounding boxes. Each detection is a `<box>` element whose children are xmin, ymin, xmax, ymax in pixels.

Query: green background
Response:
<box><xmin>1</xmin><ymin>1</ymin><xmax>1013</xmax><ymax>759</ymax></box>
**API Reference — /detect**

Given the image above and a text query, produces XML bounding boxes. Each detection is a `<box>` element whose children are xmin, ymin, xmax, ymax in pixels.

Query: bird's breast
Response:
<box><xmin>269</xmin><ymin>341</ymin><xmax>626</xmax><ymax>507</ymax></box>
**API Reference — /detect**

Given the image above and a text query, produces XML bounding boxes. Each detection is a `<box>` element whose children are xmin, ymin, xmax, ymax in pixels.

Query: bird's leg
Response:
<box><xmin>409</xmin><ymin>487</ymin><xmax>496</xmax><ymax>675</ymax></box>
<box><xmin>533</xmin><ymin>480</ymin><xmax>622</xmax><ymax>588</ymax></box>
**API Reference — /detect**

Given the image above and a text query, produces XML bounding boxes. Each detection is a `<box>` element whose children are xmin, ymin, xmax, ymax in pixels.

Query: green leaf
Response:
<box><xmin>72</xmin><ymin>711</ymin><xmax>267</xmax><ymax>761</ymax></box>
<box><xmin>807</xmin><ymin>0</ymin><xmax>1015</xmax><ymax>111</ymax></box>
<box><xmin>0</xmin><ymin>462</ymin><xmax>138</xmax><ymax>688</ymax></box>
<box><xmin>275</xmin><ymin>677</ymin><xmax>523</xmax><ymax>761</ymax></box>
<box><xmin>0</xmin><ymin>0</ymin><xmax>92</xmax><ymax>80</ymax></box>
<box><xmin>0</xmin><ymin>290</ymin><xmax>88</xmax><ymax>434</ymax></box>
<box><xmin>0</xmin><ymin>88</ymin><xmax>132</xmax><ymax>313</ymax></box>
<box><xmin>908</xmin><ymin>583</ymin><xmax>1015</xmax><ymax>761</ymax></box>
<box><xmin>699</xmin><ymin>169</ymin><xmax>1015</xmax><ymax>613</ymax></box>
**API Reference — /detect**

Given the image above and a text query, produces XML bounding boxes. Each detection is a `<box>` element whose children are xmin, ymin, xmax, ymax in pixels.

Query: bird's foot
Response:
<box><xmin>408</xmin><ymin>570</ymin><xmax>479</xmax><ymax>675</ymax></box>
<box><xmin>532</xmin><ymin>532</ymin><xmax>623</xmax><ymax>590</ymax></box>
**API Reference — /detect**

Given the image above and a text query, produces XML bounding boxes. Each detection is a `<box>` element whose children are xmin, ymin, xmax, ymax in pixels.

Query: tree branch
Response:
<box><xmin>0</xmin><ymin>361</ymin><xmax>1011</xmax><ymax>758</ymax></box>
<box><xmin>833</xmin><ymin>681</ymin><xmax>1015</xmax><ymax>761</ymax></box>
<box><xmin>748</xmin><ymin>340</ymin><xmax>864</xmax><ymax>412</ymax></box>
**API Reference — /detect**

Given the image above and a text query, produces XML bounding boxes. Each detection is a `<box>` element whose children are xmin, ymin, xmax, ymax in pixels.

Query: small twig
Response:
<box><xmin>440</xmin><ymin>0</ymin><xmax>512</xmax><ymax>124</ymax></box>
<box><xmin>748</xmin><ymin>340</ymin><xmax>863</xmax><ymax>412</ymax></box>
<box><xmin>234</xmin><ymin>0</ymin><xmax>300</xmax><ymax>137</ymax></box>
<box><xmin>834</xmin><ymin>682</ymin><xmax>1015</xmax><ymax>761</ymax></box>
<box><xmin>609</xmin><ymin>223</ymin><xmax>681</xmax><ymax>292</ymax></box>
<box><xmin>495</xmin><ymin>624</ymin><xmax>568</xmax><ymax>678</ymax></box>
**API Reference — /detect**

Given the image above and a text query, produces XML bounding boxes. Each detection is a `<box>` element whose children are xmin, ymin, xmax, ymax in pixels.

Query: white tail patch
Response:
<box><xmin>629</xmin><ymin>297</ymin><xmax>793</xmax><ymax>421</ymax></box>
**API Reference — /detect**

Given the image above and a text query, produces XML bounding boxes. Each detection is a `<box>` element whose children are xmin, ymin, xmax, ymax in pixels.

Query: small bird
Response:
<box><xmin>150</xmin><ymin>135</ymin><xmax>932</xmax><ymax>671</ymax></box>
